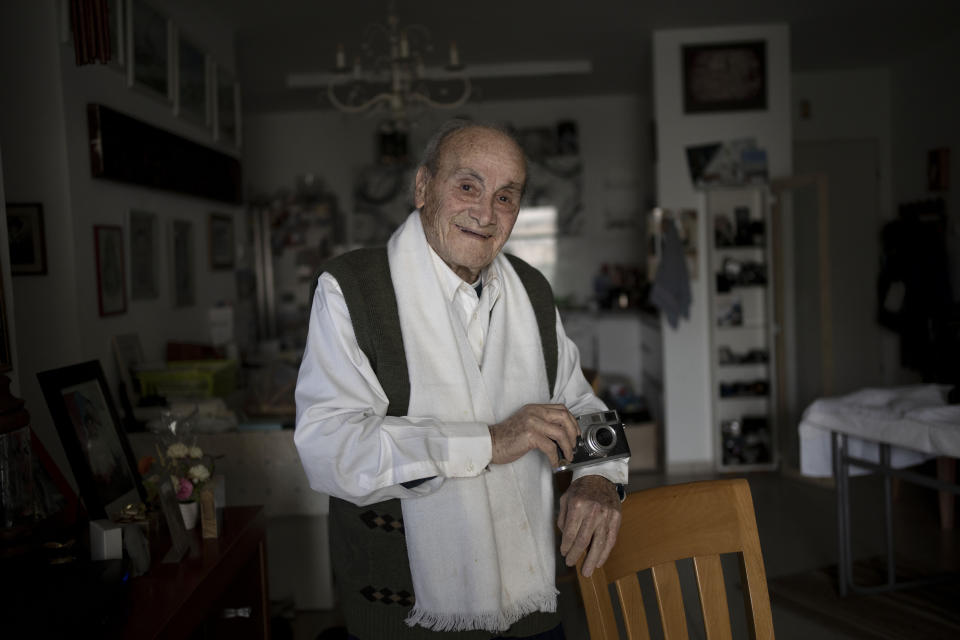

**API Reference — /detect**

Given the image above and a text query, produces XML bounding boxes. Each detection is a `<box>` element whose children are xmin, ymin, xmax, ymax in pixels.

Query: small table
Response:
<box><xmin>124</xmin><ymin>505</ymin><xmax>270</xmax><ymax>639</ymax></box>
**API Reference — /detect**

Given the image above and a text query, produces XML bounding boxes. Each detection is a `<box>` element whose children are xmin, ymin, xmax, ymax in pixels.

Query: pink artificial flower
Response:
<box><xmin>176</xmin><ymin>476</ymin><xmax>194</xmax><ymax>501</ymax></box>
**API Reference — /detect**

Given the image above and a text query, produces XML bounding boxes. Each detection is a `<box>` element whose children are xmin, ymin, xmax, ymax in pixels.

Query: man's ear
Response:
<box><xmin>414</xmin><ymin>166</ymin><xmax>429</xmax><ymax>208</ymax></box>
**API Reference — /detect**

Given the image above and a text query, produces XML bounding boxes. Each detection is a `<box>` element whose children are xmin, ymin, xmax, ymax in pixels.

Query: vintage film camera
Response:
<box><xmin>554</xmin><ymin>409</ymin><xmax>631</xmax><ymax>472</ymax></box>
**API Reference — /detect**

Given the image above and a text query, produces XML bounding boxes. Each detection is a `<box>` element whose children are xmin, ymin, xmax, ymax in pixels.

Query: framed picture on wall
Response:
<box><xmin>37</xmin><ymin>360</ymin><xmax>146</xmax><ymax>522</ymax></box>
<box><xmin>175</xmin><ymin>31</ymin><xmax>209</xmax><ymax>125</ymax></box>
<box><xmin>94</xmin><ymin>225</ymin><xmax>127</xmax><ymax>316</ymax></box>
<box><xmin>128</xmin><ymin>209</ymin><xmax>159</xmax><ymax>300</ymax></box>
<box><xmin>171</xmin><ymin>219</ymin><xmax>195</xmax><ymax>307</ymax></box>
<box><xmin>208</xmin><ymin>213</ymin><xmax>235</xmax><ymax>270</ymax></box>
<box><xmin>6</xmin><ymin>202</ymin><xmax>47</xmax><ymax>275</ymax></box>
<box><xmin>127</xmin><ymin>0</ymin><xmax>172</xmax><ymax>101</ymax></box>
<box><xmin>682</xmin><ymin>40</ymin><xmax>767</xmax><ymax>114</ymax></box>
<box><xmin>0</xmin><ymin>263</ymin><xmax>11</xmax><ymax>372</ymax></box>
<box><xmin>213</xmin><ymin>62</ymin><xmax>241</xmax><ymax>147</ymax></box>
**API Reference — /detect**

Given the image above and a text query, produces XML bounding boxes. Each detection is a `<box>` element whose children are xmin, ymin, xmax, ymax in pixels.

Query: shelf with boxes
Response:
<box><xmin>706</xmin><ymin>186</ymin><xmax>778</xmax><ymax>471</ymax></box>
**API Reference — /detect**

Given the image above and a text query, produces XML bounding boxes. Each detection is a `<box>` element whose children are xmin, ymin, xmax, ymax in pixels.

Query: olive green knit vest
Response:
<box><xmin>321</xmin><ymin>247</ymin><xmax>561</xmax><ymax>639</ymax></box>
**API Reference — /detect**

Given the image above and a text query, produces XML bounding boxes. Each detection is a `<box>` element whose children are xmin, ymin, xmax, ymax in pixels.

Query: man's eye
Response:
<box><xmin>460</xmin><ymin>184</ymin><xmax>472</xmax><ymax>192</ymax></box>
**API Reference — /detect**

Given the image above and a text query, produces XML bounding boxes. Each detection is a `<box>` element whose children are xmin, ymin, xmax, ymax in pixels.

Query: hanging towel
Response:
<box><xmin>650</xmin><ymin>217</ymin><xmax>692</xmax><ymax>329</ymax></box>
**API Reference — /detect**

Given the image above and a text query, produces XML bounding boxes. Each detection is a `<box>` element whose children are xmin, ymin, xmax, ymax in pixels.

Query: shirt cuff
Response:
<box><xmin>571</xmin><ymin>457</ymin><xmax>629</xmax><ymax>485</ymax></box>
<box><xmin>429</xmin><ymin>421</ymin><xmax>493</xmax><ymax>478</ymax></box>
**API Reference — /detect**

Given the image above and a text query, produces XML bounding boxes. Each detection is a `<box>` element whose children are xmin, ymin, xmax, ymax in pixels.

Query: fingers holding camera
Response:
<box><xmin>489</xmin><ymin>404</ymin><xmax>579</xmax><ymax>467</ymax></box>
<box><xmin>558</xmin><ymin>475</ymin><xmax>622</xmax><ymax>577</ymax></box>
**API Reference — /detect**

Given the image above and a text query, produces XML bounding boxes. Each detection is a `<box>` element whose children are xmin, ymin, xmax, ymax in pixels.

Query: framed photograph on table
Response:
<box><xmin>683</xmin><ymin>40</ymin><xmax>767</xmax><ymax>114</ymax></box>
<box><xmin>37</xmin><ymin>360</ymin><xmax>146</xmax><ymax>521</ymax></box>
<box><xmin>94</xmin><ymin>225</ymin><xmax>127</xmax><ymax>316</ymax></box>
<box><xmin>6</xmin><ymin>202</ymin><xmax>47</xmax><ymax>275</ymax></box>
<box><xmin>129</xmin><ymin>209</ymin><xmax>159</xmax><ymax>300</ymax></box>
<box><xmin>208</xmin><ymin>213</ymin><xmax>234</xmax><ymax>270</ymax></box>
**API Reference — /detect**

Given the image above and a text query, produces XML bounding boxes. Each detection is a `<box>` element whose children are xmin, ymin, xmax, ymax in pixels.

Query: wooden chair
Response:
<box><xmin>576</xmin><ymin>478</ymin><xmax>775</xmax><ymax>639</ymax></box>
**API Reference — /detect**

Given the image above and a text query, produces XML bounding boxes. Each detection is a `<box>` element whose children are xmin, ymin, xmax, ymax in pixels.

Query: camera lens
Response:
<box><xmin>585</xmin><ymin>425</ymin><xmax>617</xmax><ymax>454</ymax></box>
<box><xmin>595</xmin><ymin>428</ymin><xmax>614</xmax><ymax>447</ymax></box>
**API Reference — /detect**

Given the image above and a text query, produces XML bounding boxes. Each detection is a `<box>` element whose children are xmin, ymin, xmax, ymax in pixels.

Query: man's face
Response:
<box><xmin>415</xmin><ymin>127</ymin><xmax>526</xmax><ymax>283</ymax></box>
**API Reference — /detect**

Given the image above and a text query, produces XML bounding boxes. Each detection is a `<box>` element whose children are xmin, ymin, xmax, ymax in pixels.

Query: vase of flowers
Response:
<box><xmin>140</xmin><ymin>439</ymin><xmax>214</xmax><ymax>531</ymax></box>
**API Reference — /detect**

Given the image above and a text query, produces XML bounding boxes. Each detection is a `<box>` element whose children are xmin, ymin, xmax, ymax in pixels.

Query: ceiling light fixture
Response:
<box><xmin>323</xmin><ymin>1</ymin><xmax>469</xmax><ymax>123</ymax></box>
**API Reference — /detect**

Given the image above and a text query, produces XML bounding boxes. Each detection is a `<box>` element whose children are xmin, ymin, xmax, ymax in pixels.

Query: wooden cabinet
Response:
<box><xmin>124</xmin><ymin>506</ymin><xmax>270</xmax><ymax>639</ymax></box>
<box><xmin>706</xmin><ymin>187</ymin><xmax>778</xmax><ymax>471</ymax></box>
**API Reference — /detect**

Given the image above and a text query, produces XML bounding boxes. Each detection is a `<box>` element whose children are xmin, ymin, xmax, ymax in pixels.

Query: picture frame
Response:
<box><xmin>0</xmin><ymin>263</ymin><xmax>12</xmax><ymax>372</ymax></box>
<box><xmin>174</xmin><ymin>30</ymin><xmax>209</xmax><ymax>125</ymax></box>
<box><xmin>106</xmin><ymin>0</ymin><xmax>126</xmax><ymax>70</ymax></box>
<box><xmin>94</xmin><ymin>225</ymin><xmax>127</xmax><ymax>316</ymax></box>
<box><xmin>111</xmin><ymin>333</ymin><xmax>145</xmax><ymax>412</ymax></box>
<box><xmin>171</xmin><ymin>219</ymin><xmax>195</xmax><ymax>307</ymax></box>
<box><xmin>128</xmin><ymin>209</ymin><xmax>159</xmax><ymax>300</ymax></box>
<box><xmin>208</xmin><ymin>213</ymin><xmax>235</xmax><ymax>270</ymax></box>
<box><xmin>127</xmin><ymin>0</ymin><xmax>172</xmax><ymax>101</ymax></box>
<box><xmin>683</xmin><ymin>40</ymin><xmax>767</xmax><ymax>114</ymax></box>
<box><xmin>213</xmin><ymin>62</ymin><xmax>241</xmax><ymax>147</ymax></box>
<box><xmin>36</xmin><ymin>360</ymin><xmax>146</xmax><ymax>522</ymax></box>
<box><xmin>6</xmin><ymin>202</ymin><xmax>48</xmax><ymax>275</ymax></box>
<box><xmin>927</xmin><ymin>147</ymin><xmax>949</xmax><ymax>192</ymax></box>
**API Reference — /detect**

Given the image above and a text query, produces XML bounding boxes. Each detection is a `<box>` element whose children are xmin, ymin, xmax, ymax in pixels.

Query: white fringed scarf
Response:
<box><xmin>388</xmin><ymin>211</ymin><xmax>558</xmax><ymax>632</ymax></box>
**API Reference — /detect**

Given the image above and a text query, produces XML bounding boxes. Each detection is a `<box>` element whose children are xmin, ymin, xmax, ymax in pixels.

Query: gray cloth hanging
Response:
<box><xmin>650</xmin><ymin>217</ymin><xmax>692</xmax><ymax>329</ymax></box>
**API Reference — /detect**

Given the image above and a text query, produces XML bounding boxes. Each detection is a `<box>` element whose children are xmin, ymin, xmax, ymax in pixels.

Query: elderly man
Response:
<box><xmin>295</xmin><ymin>120</ymin><xmax>627</xmax><ymax>640</ymax></box>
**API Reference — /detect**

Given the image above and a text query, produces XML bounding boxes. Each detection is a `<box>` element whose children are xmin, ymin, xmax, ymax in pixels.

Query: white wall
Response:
<box><xmin>653</xmin><ymin>24</ymin><xmax>792</xmax><ymax>471</ymax></box>
<box><xmin>0</xmin><ymin>0</ymin><xmax>242</xmax><ymax>487</ymax></box>
<box><xmin>792</xmin><ymin>68</ymin><xmax>893</xmax><ymax>218</ymax></box>
<box><xmin>890</xmin><ymin>34</ymin><xmax>960</xmax><ymax>301</ymax></box>
<box><xmin>244</xmin><ymin>94</ymin><xmax>653</xmax><ymax>304</ymax></box>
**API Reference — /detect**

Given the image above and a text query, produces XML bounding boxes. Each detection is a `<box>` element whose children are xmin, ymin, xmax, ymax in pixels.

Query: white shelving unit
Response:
<box><xmin>706</xmin><ymin>186</ymin><xmax>778</xmax><ymax>471</ymax></box>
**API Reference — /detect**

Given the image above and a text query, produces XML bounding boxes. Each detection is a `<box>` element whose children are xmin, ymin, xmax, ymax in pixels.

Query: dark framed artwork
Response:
<box><xmin>94</xmin><ymin>225</ymin><xmax>127</xmax><ymax>316</ymax></box>
<box><xmin>928</xmin><ymin>147</ymin><xmax>950</xmax><ymax>191</ymax></box>
<box><xmin>129</xmin><ymin>209</ymin><xmax>159</xmax><ymax>300</ymax></box>
<box><xmin>127</xmin><ymin>0</ymin><xmax>171</xmax><ymax>101</ymax></box>
<box><xmin>0</xmin><ymin>263</ymin><xmax>12</xmax><ymax>372</ymax></box>
<box><xmin>175</xmin><ymin>32</ymin><xmax>208</xmax><ymax>125</ymax></box>
<box><xmin>37</xmin><ymin>360</ymin><xmax>146</xmax><ymax>521</ymax></box>
<box><xmin>683</xmin><ymin>40</ymin><xmax>767</xmax><ymax>114</ymax></box>
<box><xmin>6</xmin><ymin>202</ymin><xmax>47</xmax><ymax>275</ymax></box>
<box><xmin>208</xmin><ymin>213</ymin><xmax>235</xmax><ymax>270</ymax></box>
<box><xmin>214</xmin><ymin>63</ymin><xmax>240</xmax><ymax>147</ymax></box>
<box><xmin>171</xmin><ymin>219</ymin><xmax>195</xmax><ymax>307</ymax></box>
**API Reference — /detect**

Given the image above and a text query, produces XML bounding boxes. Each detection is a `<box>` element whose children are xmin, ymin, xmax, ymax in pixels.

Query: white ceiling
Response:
<box><xmin>188</xmin><ymin>0</ymin><xmax>960</xmax><ymax>113</ymax></box>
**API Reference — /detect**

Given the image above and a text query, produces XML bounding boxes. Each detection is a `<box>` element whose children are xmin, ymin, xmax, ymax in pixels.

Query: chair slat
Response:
<box><xmin>651</xmin><ymin>560</ymin><xmax>688</xmax><ymax>640</ymax></box>
<box><xmin>693</xmin><ymin>554</ymin><xmax>733</xmax><ymax>640</ymax></box>
<box><xmin>615</xmin><ymin>574</ymin><xmax>651</xmax><ymax>640</ymax></box>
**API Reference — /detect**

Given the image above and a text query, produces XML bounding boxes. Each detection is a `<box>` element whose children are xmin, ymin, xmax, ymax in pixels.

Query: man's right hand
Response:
<box><xmin>488</xmin><ymin>404</ymin><xmax>580</xmax><ymax>468</ymax></box>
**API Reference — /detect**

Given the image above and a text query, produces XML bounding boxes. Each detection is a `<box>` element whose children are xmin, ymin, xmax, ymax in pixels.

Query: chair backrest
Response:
<box><xmin>576</xmin><ymin>478</ymin><xmax>775</xmax><ymax>640</ymax></box>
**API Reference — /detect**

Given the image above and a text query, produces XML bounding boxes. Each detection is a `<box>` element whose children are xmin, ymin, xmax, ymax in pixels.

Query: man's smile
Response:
<box><xmin>456</xmin><ymin>225</ymin><xmax>493</xmax><ymax>239</ymax></box>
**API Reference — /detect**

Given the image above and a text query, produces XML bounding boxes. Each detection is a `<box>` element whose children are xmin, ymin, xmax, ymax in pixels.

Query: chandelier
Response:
<box><xmin>327</xmin><ymin>2</ymin><xmax>471</xmax><ymax>122</ymax></box>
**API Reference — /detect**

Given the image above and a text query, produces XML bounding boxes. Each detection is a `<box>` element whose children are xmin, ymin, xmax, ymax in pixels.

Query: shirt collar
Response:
<box><xmin>428</xmin><ymin>245</ymin><xmax>502</xmax><ymax>305</ymax></box>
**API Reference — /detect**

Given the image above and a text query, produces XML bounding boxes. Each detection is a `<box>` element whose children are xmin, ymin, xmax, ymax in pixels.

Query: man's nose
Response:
<box><xmin>470</xmin><ymin>196</ymin><xmax>497</xmax><ymax>225</ymax></box>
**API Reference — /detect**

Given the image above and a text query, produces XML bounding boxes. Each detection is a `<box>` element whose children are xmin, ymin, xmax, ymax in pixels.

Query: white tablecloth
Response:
<box><xmin>799</xmin><ymin>385</ymin><xmax>960</xmax><ymax>477</ymax></box>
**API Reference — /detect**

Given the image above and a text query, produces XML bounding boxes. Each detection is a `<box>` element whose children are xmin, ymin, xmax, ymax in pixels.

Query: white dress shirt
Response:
<box><xmin>294</xmin><ymin>249</ymin><xmax>628</xmax><ymax>506</ymax></box>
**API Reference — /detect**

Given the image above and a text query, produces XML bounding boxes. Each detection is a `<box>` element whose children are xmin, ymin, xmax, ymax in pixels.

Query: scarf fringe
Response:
<box><xmin>404</xmin><ymin>589</ymin><xmax>558</xmax><ymax>632</ymax></box>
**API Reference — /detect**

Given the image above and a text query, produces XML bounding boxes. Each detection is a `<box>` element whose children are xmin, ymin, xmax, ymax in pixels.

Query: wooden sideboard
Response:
<box><xmin>124</xmin><ymin>505</ymin><xmax>270</xmax><ymax>639</ymax></box>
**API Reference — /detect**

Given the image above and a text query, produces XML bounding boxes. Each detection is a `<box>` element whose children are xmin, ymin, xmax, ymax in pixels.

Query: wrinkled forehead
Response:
<box><xmin>437</xmin><ymin>127</ymin><xmax>527</xmax><ymax>184</ymax></box>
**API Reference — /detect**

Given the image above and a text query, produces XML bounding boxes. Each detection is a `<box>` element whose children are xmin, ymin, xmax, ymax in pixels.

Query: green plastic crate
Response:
<box><xmin>135</xmin><ymin>359</ymin><xmax>237</xmax><ymax>398</ymax></box>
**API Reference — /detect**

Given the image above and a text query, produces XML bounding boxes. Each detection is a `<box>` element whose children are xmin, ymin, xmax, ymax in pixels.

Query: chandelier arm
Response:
<box><xmin>407</xmin><ymin>76</ymin><xmax>472</xmax><ymax>110</ymax></box>
<box><xmin>326</xmin><ymin>83</ymin><xmax>395</xmax><ymax>114</ymax></box>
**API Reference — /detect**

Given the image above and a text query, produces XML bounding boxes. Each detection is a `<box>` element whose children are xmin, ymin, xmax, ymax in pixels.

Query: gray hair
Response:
<box><xmin>417</xmin><ymin>118</ymin><xmax>527</xmax><ymax>194</ymax></box>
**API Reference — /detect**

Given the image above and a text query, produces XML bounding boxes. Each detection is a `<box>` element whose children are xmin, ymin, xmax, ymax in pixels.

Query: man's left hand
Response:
<box><xmin>557</xmin><ymin>475</ymin><xmax>622</xmax><ymax>577</ymax></box>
